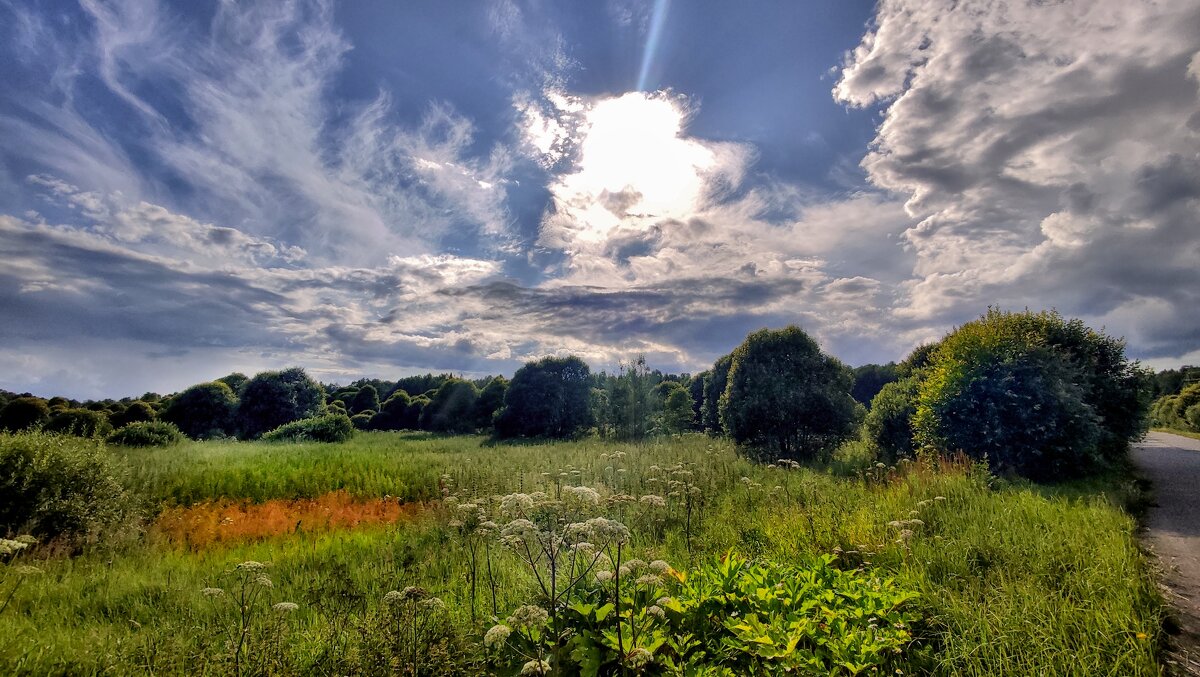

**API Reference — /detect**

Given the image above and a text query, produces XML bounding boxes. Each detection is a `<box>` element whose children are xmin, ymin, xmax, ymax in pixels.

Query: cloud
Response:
<box><xmin>836</xmin><ymin>0</ymin><xmax>1200</xmax><ymax>359</ymax></box>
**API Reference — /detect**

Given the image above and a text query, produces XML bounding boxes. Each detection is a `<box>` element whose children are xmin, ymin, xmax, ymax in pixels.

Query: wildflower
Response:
<box><xmin>595</xmin><ymin>570</ymin><xmax>613</xmax><ymax>583</ymax></box>
<box><xmin>646</xmin><ymin>605</ymin><xmax>665</xmax><ymax>619</ymax></box>
<box><xmin>636</xmin><ymin>574</ymin><xmax>662</xmax><ymax>586</ymax></box>
<box><xmin>14</xmin><ymin>535</ymin><xmax>36</xmax><ymax>545</ymax></box>
<box><xmin>934</xmin><ymin>496</ymin><xmax>947</xmax><ymax>501</ymax></box>
<box><xmin>254</xmin><ymin>575</ymin><xmax>273</xmax><ymax>588</ymax></box>
<box><xmin>0</xmin><ymin>539</ymin><xmax>29</xmax><ymax>556</ymax></box>
<box><xmin>648</xmin><ymin>560</ymin><xmax>670</xmax><ymax>573</ymax></box>
<box><xmin>617</xmin><ymin>468</ymin><xmax>627</xmax><ymax>474</ymax></box>
<box><xmin>740</xmin><ymin>476</ymin><xmax>752</xmax><ymax>485</ymax></box>
<box><xmin>520</xmin><ymin>659</ymin><xmax>551</xmax><ymax>675</ymax></box>
<box><xmin>562</xmin><ymin>485</ymin><xmax>601</xmax><ymax>505</ymax></box>
<box><xmin>507</xmin><ymin>604</ymin><xmax>549</xmax><ymax>628</ymax></box>
<box><xmin>501</xmin><ymin>519</ymin><xmax>540</xmax><ymax>542</ymax></box>
<box><xmin>477</xmin><ymin>520</ymin><xmax>499</xmax><ymax>535</ymax></box>
<box><xmin>449</xmin><ymin>519</ymin><xmax>464</xmax><ymax>528</ymax></box>
<box><xmin>627</xmin><ymin>647</ymin><xmax>653</xmax><ymax>668</ymax></box>
<box><xmin>500</xmin><ymin>493</ymin><xmax>535</xmax><ymax>516</ymax></box>
<box><xmin>273</xmin><ymin>602</ymin><xmax>299</xmax><ymax>614</ymax></box>
<box><xmin>201</xmin><ymin>587</ymin><xmax>224</xmax><ymax>597</ymax></box>
<box><xmin>484</xmin><ymin>624</ymin><xmax>511</xmax><ymax>647</ymax></box>
<box><xmin>639</xmin><ymin>495</ymin><xmax>667</xmax><ymax>508</ymax></box>
<box><xmin>887</xmin><ymin>520</ymin><xmax>902</xmax><ymax>528</ymax></box>
<box><xmin>383</xmin><ymin>590</ymin><xmax>404</xmax><ymax>605</ymax></box>
<box><xmin>421</xmin><ymin>597</ymin><xmax>446</xmax><ymax>610</ymax></box>
<box><xmin>457</xmin><ymin>502</ymin><xmax>479</xmax><ymax>513</ymax></box>
<box><xmin>401</xmin><ymin>586</ymin><xmax>428</xmax><ymax>601</ymax></box>
<box><xmin>656</xmin><ymin>596</ymin><xmax>674</xmax><ymax>606</ymax></box>
<box><xmin>236</xmin><ymin>561</ymin><xmax>267</xmax><ymax>572</ymax></box>
<box><xmin>908</xmin><ymin>519</ymin><xmax>925</xmax><ymax>527</ymax></box>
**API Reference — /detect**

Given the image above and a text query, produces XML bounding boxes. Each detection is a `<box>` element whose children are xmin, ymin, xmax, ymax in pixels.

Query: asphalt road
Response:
<box><xmin>1134</xmin><ymin>431</ymin><xmax>1200</xmax><ymax>674</ymax></box>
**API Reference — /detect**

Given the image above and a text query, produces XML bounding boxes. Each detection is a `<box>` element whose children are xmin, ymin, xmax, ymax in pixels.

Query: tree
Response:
<box><xmin>913</xmin><ymin>309</ymin><xmax>1142</xmax><ymax>480</ymax></box>
<box><xmin>45</xmin><ymin>409</ymin><xmax>112</xmax><ymax>438</ymax></box>
<box><xmin>350</xmin><ymin>385</ymin><xmax>380</xmax><ymax>415</ymax></box>
<box><xmin>217</xmin><ymin>372</ymin><xmax>249</xmax><ymax>395</ymax></box>
<box><xmin>163</xmin><ymin>382</ymin><xmax>238</xmax><ymax>439</ymax></box>
<box><xmin>719</xmin><ymin>327</ymin><xmax>860</xmax><ymax>460</ymax></box>
<box><xmin>703</xmin><ymin>355</ymin><xmax>732</xmax><ymax>435</ymax></box>
<box><xmin>609</xmin><ymin>356</ymin><xmax>657</xmax><ymax>440</ymax></box>
<box><xmin>421</xmin><ymin>379</ymin><xmax>479</xmax><ymax>433</ymax></box>
<box><xmin>850</xmin><ymin>364</ymin><xmax>899</xmax><ymax>407</ymax></box>
<box><xmin>473</xmin><ymin>377</ymin><xmax>508</xmax><ymax>430</ymax></box>
<box><xmin>687</xmin><ymin>373</ymin><xmax>706</xmax><ymax>431</ymax></box>
<box><xmin>0</xmin><ymin>397</ymin><xmax>51</xmax><ymax>432</ymax></box>
<box><xmin>864</xmin><ymin>377</ymin><xmax>920</xmax><ymax>463</ymax></box>
<box><xmin>404</xmin><ymin>395</ymin><xmax>431</xmax><ymax>430</ymax></box>
<box><xmin>236</xmin><ymin>367</ymin><xmax>326</xmax><ymax>439</ymax></box>
<box><xmin>495</xmin><ymin>356</ymin><xmax>593</xmax><ymax>439</ymax></box>
<box><xmin>661</xmin><ymin>384</ymin><xmax>695</xmax><ymax>435</ymax></box>
<box><xmin>369</xmin><ymin>391</ymin><xmax>411</xmax><ymax>431</ymax></box>
<box><xmin>111</xmin><ymin>401</ymin><xmax>156</xmax><ymax>428</ymax></box>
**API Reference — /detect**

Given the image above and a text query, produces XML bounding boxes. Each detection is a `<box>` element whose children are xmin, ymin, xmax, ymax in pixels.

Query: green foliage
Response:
<box><xmin>350</xmin><ymin>412</ymin><xmax>373</xmax><ymax>431</ymax></box>
<box><xmin>495</xmin><ymin>356</ymin><xmax>593</xmax><ymax>439</ymax></box>
<box><xmin>850</xmin><ymin>363</ymin><xmax>899</xmax><ymax>407</ymax></box>
<box><xmin>0</xmin><ymin>397</ymin><xmax>50</xmax><ymax>433</ymax></box>
<box><xmin>44</xmin><ymin>408</ymin><xmax>112</xmax><ymax>438</ymax></box>
<box><xmin>107</xmin><ymin>421</ymin><xmax>185</xmax><ymax>447</ymax></box>
<box><xmin>1151</xmin><ymin>383</ymin><xmax>1200</xmax><ymax>432</ymax></box>
<box><xmin>0</xmin><ymin>432</ymin><xmax>135</xmax><ymax>540</ymax></box>
<box><xmin>350</xmin><ymin>385</ymin><xmax>380</xmax><ymax>415</ymax></box>
<box><xmin>720</xmin><ymin>327</ymin><xmax>860</xmax><ymax>461</ymax></box>
<box><xmin>473</xmin><ymin>376</ymin><xmax>507</xmax><ymax>430</ymax></box>
<box><xmin>262</xmin><ymin>413</ymin><xmax>355</xmax><ymax>443</ymax></box>
<box><xmin>216</xmin><ymin>372</ymin><xmax>249</xmax><ymax>395</ymax></box>
<box><xmin>1187</xmin><ymin>404</ymin><xmax>1200</xmax><ymax>432</ymax></box>
<box><xmin>896</xmin><ymin>343</ymin><xmax>937</xmax><ymax>378</ymax></box>
<box><xmin>236</xmin><ymin>368</ymin><xmax>326</xmax><ymax>440</ymax></box>
<box><xmin>914</xmin><ymin>309</ymin><xmax>1145</xmax><ymax>480</ymax></box>
<box><xmin>863</xmin><ymin>377</ymin><xmax>920</xmax><ymax>464</ymax></box>
<box><xmin>421</xmin><ymin>379</ymin><xmax>479</xmax><ymax>433</ymax></box>
<box><xmin>702</xmin><ymin>355</ymin><xmax>732</xmax><ymax>435</ymax></box>
<box><xmin>163</xmin><ymin>381</ymin><xmax>238</xmax><ymax>440</ymax></box>
<box><xmin>661</xmin><ymin>384</ymin><xmax>695</xmax><ymax>435</ymax></box>
<box><xmin>110</xmin><ymin>400</ymin><xmax>156</xmax><ymax>428</ymax></box>
<box><xmin>606</xmin><ymin>356</ymin><xmax>660</xmax><ymax>440</ymax></box>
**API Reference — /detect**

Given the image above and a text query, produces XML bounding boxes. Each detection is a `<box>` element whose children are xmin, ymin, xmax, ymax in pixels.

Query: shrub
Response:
<box><xmin>495</xmin><ymin>356</ymin><xmax>593</xmax><ymax>439</ymax></box>
<box><xmin>350</xmin><ymin>385</ymin><xmax>380</xmax><ymax>415</ymax></box>
<box><xmin>236</xmin><ymin>367</ymin><xmax>326</xmax><ymax>439</ymax></box>
<box><xmin>719</xmin><ymin>326</ymin><xmax>861</xmax><ymax>461</ymax></box>
<box><xmin>44</xmin><ymin>408</ymin><xmax>112</xmax><ymax>438</ymax></box>
<box><xmin>661</xmin><ymin>383</ymin><xmax>695</xmax><ymax>434</ymax></box>
<box><xmin>0</xmin><ymin>397</ymin><xmax>51</xmax><ymax>432</ymax></box>
<box><xmin>913</xmin><ymin>309</ymin><xmax>1140</xmax><ymax>480</ymax></box>
<box><xmin>350</xmin><ymin>412</ymin><xmax>374</xmax><ymax>431</ymax></box>
<box><xmin>111</xmin><ymin>400</ymin><xmax>156</xmax><ymax>428</ymax></box>
<box><xmin>702</xmin><ymin>355</ymin><xmax>732</xmax><ymax>435</ymax></box>
<box><xmin>1187</xmin><ymin>404</ymin><xmax>1200</xmax><ymax>432</ymax></box>
<box><xmin>473</xmin><ymin>376</ymin><xmax>508</xmax><ymax>430</ymax></box>
<box><xmin>0</xmin><ymin>432</ymin><xmax>135</xmax><ymax>540</ymax></box>
<box><xmin>163</xmin><ymin>382</ymin><xmax>238</xmax><ymax>440</ymax></box>
<box><xmin>107</xmin><ymin>421</ymin><xmax>185</xmax><ymax>447</ymax></box>
<box><xmin>421</xmin><ymin>379</ymin><xmax>479</xmax><ymax>433</ymax></box>
<box><xmin>262</xmin><ymin>412</ymin><xmax>355</xmax><ymax>443</ymax></box>
<box><xmin>864</xmin><ymin>377</ymin><xmax>920</xmax><ymax>463</ymax></box>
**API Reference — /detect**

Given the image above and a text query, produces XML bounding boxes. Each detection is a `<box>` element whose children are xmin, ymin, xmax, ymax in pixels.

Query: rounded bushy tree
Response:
<box><xmin>703</xmin><ymin>356</ymin><xmax>732</xmax><ymax>435</ymax></box>
<box><xmin>661</xmin><ymin>383</ymin><xmax>695</xmax><ymax>435</ymax></box>
<box><xmin>107</xmin><ymin>421</ymin><xmax>185</xmax><ymax>447</ymax></box>
<box><xmin>473</xmin><ymin>376</ymin><xmax>508</xmax><ymax>430</ymax></box>
<box><xmin>350</xmin><ymin>385</ymin><xmax>380</xmax><ymax>415</ymax></box>
<box><xmin>719</xmin><ymin>326</ymin><xmax>860</xmax><ymax>461</ymax></box>
<box><xmin>236</xmin><ymin>367</ymin><xmax>326</xmax><ymax>439</ymax></box>
<box><xmin>111</xmin><ymin>400</ymin><xmax>156</xmax><ymax>428</ymax></box>
<box><xmin>421</xmin><ymin>379</ymin><xmax>479</xmax><ymax>433</ymax></box>
<box><xmin>913</xmin><ymin>309</ymin><xmax>1141</xmax><ymax>480</ymax></box>
<box><xmin>495</xmin><ymin>356</ymin><xmax>593</xmax><ymax>439</ymax></box>
<box><xmin>45</xmin><ymin>409</ymin><xmax>112</xmax><ymax>438</ymax></box>
<box><xmin>163</xmin><ymin>382</ymin><xmax>238</xmax><ymax>439</ymax></box>
<box><xmin>0</xmin><ymin>397</ymin><xmax>51</xmax><ymax>432</ymax></box>
<box><xmin>864</xmin><ymin>377</ymin><xmax>920</xmax><ymax>464</ymax></box>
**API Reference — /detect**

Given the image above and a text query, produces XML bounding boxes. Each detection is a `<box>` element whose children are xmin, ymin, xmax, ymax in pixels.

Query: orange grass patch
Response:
<box><xmin>151</xmin><ymin>490</ymin><xmax>427</xmax><ymax>549</ymax></box>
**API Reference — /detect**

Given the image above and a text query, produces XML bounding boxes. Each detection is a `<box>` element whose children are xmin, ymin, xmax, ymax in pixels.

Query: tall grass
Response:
<box><xmin>1</xmin><ymin>433</ymin><xmax>1166</xmax><ymax>675</ymax></box>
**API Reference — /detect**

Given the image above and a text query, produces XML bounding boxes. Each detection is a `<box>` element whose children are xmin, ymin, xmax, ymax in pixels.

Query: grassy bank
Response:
<box><xmin>0</xmin><ymin>433</ymin><xmax>1166</xmax><ymax>675</ymax></box>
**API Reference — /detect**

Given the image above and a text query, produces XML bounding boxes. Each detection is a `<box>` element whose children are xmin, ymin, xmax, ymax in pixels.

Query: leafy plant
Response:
<box><xmin>261</xmin><ymin>412</ymin><xmax>355</xmax><ymax>443</ymax></box>
<box><xmin>107</xmin><ymin>421</ymin><xmax>185</xmax><ymax>447</ymax></box>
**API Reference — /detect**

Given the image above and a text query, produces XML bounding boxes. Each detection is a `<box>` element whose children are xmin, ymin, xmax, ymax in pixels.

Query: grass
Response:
<box><xmin>0</xmin><ymin>432</ymin><xmax>1167</xmax><ymax>675</ymax></box>
<box><xmin>1151</xmin><ymin>427</ymin><xmax>1200</xmax><ymax>441</ymax></box>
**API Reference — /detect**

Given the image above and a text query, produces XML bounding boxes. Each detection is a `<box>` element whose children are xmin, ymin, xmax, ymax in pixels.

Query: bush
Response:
<box><xmin>864</xmin><ymin>377</ymin><xmax>920</xmax><ymax>463</ymax></box>
<box><xmin>719</xmin><ymin>326</ymin><xmax>861</xmax><ymax>461</ymax></box>
<box><xmin>107</xmin><ymin>421</ymin><xmax>185</xmax><ymax>447</ymax></box>
<box><xmin>914</xmin><ymin>309</ymin><xmax>1140</xmax><ymax>480</ymax></box>
<box><xmin>702</xmin><ymin>355</ymin><xmax>732</xmax><ymax>435</ymax></box>
<box><xmin>163</xmin><ymin>382</ymin><xmax>238</xmax><ymax>440</ymax></box>
<box><xmin>1187</xmin><ymin>403</ymin><xmax>1200</xmax><ymax>432</ymax></box>
<box><xmin>473</xmin><ymin>376</ymin><xmax>508</xmax><ymax>430</ymax></box>
<box><xmin>0</xmin><ymin>432</ymin><xmax>135</xmax><ymax>540</ymax></box>
<box><xmin>495</xmin><ymin>356</ymin><xmax>593</xmax><ymax>439</ymax></box>
<box><xmin>421</xmin><ymin>379</ymin><xmax>479</xmax><ymax>433</ymax></box>
<box><xmin>0</xmin><ymin>397</ymin><xmax>51</xmax><ymax>432</ymax></box>
<box><xmin>111</xmin><ymin>401</ymin><xmax>156</xmax><ymax>428</ymax></box>
<box><xmin>236</xmin><ymin>367</ymin><xmax>326</xmax><ymax>439</ymax></box>
<box><xmin>350</xmin><ymin>385</ymin><xmax>380</xmax><ymax>415</ymax></box>
<box><xmin>262</xmin><ymin>412</ymin><xmax>355</xmax><ymax>443</ymax></box>
<box><xmin>351</xmin><ymin>412</ymin><xmax>374</xmax><ymax>431</ymax></box>
<box><xmin>44</xmin><ymin>408</ymin><xmax>112</xmax><ymax>438</ymax></box>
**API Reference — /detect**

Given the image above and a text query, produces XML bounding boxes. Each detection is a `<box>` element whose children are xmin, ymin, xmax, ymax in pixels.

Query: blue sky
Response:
<box><xmin>1</xmin><ymin>0</ymin><xmax>1198</xmax><ymax>398</ymax></box>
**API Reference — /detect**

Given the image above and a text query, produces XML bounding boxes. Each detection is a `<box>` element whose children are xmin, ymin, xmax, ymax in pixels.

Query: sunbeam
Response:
<box><xmin>636</xmin><ymin>0</ymin><xmax>672</xmax><ymax>91</ymax></box>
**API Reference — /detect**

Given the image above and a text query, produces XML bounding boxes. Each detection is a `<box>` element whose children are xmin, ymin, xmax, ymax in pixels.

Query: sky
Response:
<box><xmin>0</xmin><ymin>0</ymin><xmax>1198</xmax><ymax>399</ymax></box>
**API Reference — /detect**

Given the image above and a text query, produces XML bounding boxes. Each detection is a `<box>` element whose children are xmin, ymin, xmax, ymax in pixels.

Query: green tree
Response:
<box><xmin>913</xmin><ymin>309</ymin><xmax>1141</xmax><ymax>480</ymax></box>
<box><xmin>720</xmin><ymin>327</ymin><xmax>860</xmax><ymax>460</ymax></box>
<box><xmin>111</xmin><ymin>400</ymin><xmax>156</xmax><ymax>428</ymax></box>
<box><xmin>421</xmin><ymin>379</ymin><xmax>479</xmax><ymax>433</ymax></box>
<box><xmin>864</xmin><ymin>377</ymin><xmax>920</xmax><ymax>463</ymax></box>
<box><xmin>661</xmin><ymin>383</ymin><xmax>695</xmax><ymax>435</ymax></box>
<box><xmin>235</xmin><ymin>367</ymin><xmax>326</xmax><ymax>439</ymax></box>
<box><xmin>163</xmin><ymin>382</ymin><xmax>238</xmax><ymax>439</ymax></box>
<box><xmin>0</xmin><ymin>397</ymin><xmax>51</xmax><ymax>432</ymax></box>
<box><xmin>687</xmin><ymin>373</ymin><xmax>706</xmax><ymax>431</ymax></box>
<box><xmin>217</xmin><ymin>372</ymin><xmax>249</xmax><ymax>395</ymax></box>
<box><xmin>45</xmin><ymin>409</ymin><xmax>112</xmax><ymax>438</ymax></box>
<box><xmin>495</xmin><ymin>356</ymin><xmax>593</xmax><ymax>439</ymax></box>
<box><xmin>369</xmin><ymin>391</ymin><xmax>411</xmax><ymax>431</ymax></box>
<box><xmin>473</xmin><ymin>376</ymin><xmax>508</xmax><ymax>430</ymax></box>
<box><xmin>851</xmin><ymin>364</ymin><xmax>899</xmax><ymax>407</ymax></box>
<box><xmin>703</xmin><ymin>355</ymin><xmax>732</xmax><ymax>435</ymax></box>
<box><xmin>350</xmin><ymin>385</ymin><xmax>380</xmax><ymax>415</ymax></box>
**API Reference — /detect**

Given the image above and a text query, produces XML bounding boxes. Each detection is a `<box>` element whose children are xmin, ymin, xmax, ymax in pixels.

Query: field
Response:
<box><xmin>0</xmin><ymin>432</ymin><xmax>1166</xmax><ymax>675</ymax></box>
